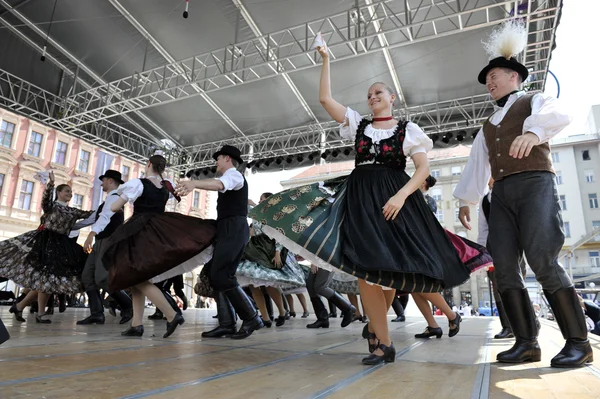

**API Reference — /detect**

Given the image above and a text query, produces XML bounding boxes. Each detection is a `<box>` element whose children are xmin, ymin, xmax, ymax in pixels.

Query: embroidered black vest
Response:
<box><xmin>354</xmin><ymin>119</ymin><xmax>408</xmax><ymax>170</ymax></box>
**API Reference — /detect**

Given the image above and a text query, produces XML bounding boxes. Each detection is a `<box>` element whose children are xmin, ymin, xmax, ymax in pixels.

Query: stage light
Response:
<box><xmin>264</xmin><ymin>159</ymin><xmax>272</xmax><ymax>167</ymax></box>
<box><xmin>202</xmin><ymin>169</ymin><xmax>209</xmax><ymax>176</ymax></box>
<box><xmin>431</xmin><ymin>134</ymin><xmax>439</xmax><ymax>144</ymax></box>
<box><xmin>343</xmin><ymin>148</ymin><xmax>352</xmax><ymax>156</ymax></box>
<box><xmin>456</xmin><ymin>130</ymin><xmax>466</xmax><ymax>142</ymax></box>
<box><xmin>297</xmin><ymin>154</ymin><xmax>304</xmax><ymax>162</ymax></box>
<box><xmin>442</xmin><ymin>133</ymin><xmax>453</xmax><ymax>144</ymax></box>
<box><xmin>186</xmin><ymin>170</ymin><xmax>193</xmax><ymax>178</ymax></box>
<box><xmin>472</xmin><ymin>131</ymin><xmax>479</xmax><ymax>139</ymax></box>
<box><xmin>286</xmin><ymin>156</ymin><xmax>293</xmax><ymax>164</ymax></box>
<box><xmin>331</xmin><ymin>150</ymin><xmax>339</xmax><ymax>158</ymax></box>
<box><xmin>194</xmin><ymin>170</ymin><xmax>201</xmax><ymax>177</ymax></box>
<box><xmin>275</xmin><ymin>157</ymin><xmax>283</xmax><ymax>165</ymax></box>
<box><xmin>321</xmin><ymin>150</ymin><xmax>331</xmax><ymax>160</ymax></box>
<box><xmin>210</xmin><ymin>167</ymin><xmax>217</xmax><ymax>174</ymax></box>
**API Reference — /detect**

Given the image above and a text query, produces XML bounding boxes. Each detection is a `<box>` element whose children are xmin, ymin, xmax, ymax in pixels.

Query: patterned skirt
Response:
<box><xmin>0</xmin><ymin>229</ymin><xmax>87</xmax><ymax>293</ymax></box>
<box><xmin>249</xmin><ymin>165</ymin><xmax>491</xmax><ymax>292</ymax></box>
<box><xmin>236</xmin><ymin>251</ymin><xmax>306</xmax><ymax>289</ymax></box>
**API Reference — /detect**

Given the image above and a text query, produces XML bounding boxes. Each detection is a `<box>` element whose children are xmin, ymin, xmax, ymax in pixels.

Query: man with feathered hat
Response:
<box><xmin>454</xmin><ymin>21</ymin><xmax>592</xmax><ymax>368</ymax></box>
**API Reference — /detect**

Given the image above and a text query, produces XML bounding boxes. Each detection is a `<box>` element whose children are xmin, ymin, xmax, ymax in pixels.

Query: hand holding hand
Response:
<box><xmin>84</xmin><ymin>235</ymin><xmax>94</xmax><ymax>253</ymax></box>
<box><xmin>311</xmin><ymin>264</ymin><xmax>318</xmax><ymax>274</ymax></box>
<box><xmin>175</xmin><ymin>181</ymin><xmax>196</xmax><ymax>196</ymax></box>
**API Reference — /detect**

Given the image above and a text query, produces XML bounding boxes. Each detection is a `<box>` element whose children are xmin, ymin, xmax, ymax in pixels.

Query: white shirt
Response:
<box><xmin>217</xmin><ymin>167</ymin><xmax>244</xmax><ymax>193</ymax></box>
<box><xmin>72</xmin><ymin>189</ymin><xmax>120</xmax><ymax>235</ymax></box>
<box><xmin>118</xmin><ymin>178</ymin><xmax>175</xmax><ymax>202</ymax></box>
<box><xmin>453</xmin><ymin>91</ymin><xmax>571</xmax><ymax>206</ymax></box>
<box><xmin>477</xmin><ymin>191</ymin><xmax>492</xmax><ymax>246</ymax></box>
<box><xmin>340</xmin><ymin>107</ymin><xmax>433</xmax><ymax>158</ymax></box>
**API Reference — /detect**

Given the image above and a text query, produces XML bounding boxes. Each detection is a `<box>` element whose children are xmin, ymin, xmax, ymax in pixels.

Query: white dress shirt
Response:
<box><xmin>217</xmin><ymin>167</ymin><xmax>244</xmax><ymax>193</ymax></box>
<box><xmin>454</xmin><ymin>91</ymin><xmax>571</xmax><ymax>207</ymax></box>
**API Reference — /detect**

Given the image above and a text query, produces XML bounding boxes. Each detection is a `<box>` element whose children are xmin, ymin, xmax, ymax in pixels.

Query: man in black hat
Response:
<box><xmin>177</xmin><ymin>145</ymin><xmax>263</xmax><ymax>339</ymax></box>
<box><xmin>74</xmin><ymin>170</ymin><xmax>133</xmax><ymax>325</ymax></box>
<box><xmin>454</xmin><ymin>22</ymin><xmax>592</xmax><ymax>368</ymax></box>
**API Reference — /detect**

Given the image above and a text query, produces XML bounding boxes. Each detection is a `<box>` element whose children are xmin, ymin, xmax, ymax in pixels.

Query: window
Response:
<box><xmin>18</xmin><ymin>180</ymin><xmax>34</xmax><ymax>210</ymax></box>
<box><xmin>593</xmin><ymin>221</ymin><xmax>600</xmax><ymax>242</ymax></box>
<box><xmin>583</xmin><ymin>150</ymin><xmax>591</xmax><ymax>161</ymax></box>
<box><xmin>585</xmin><ymin>170</ymin><xmax>595</xmax><ymax>183</ymax></box>
<box><xmin>27</xmin><ymin>131</ymin><xmax>43</xmax><ymax>157</ymax></box>
<box><xmin>590</xmin><ymin>193</ymin><xmax>599</xmax><ymax>209</ymax></box>
<box><xmin>121</xmin><ymin>165</ymin><xmax>130</xmax><ymax>182</ymax></box>
<box><xmin>555</xmin><ymin>171</ymin><xmax>563</xmax><ymax>185</ymax></box>
<box><xmin>591</xmin><ymin>252</ymin><xmax>600</xmax><ymax>268</ymax></box>
<box><xmin>431</xmin><ymin>188</ymin><xmax>442</xmax><ymax>202</ymax></box>
<box><xmin>431</xmin><ymin>169</ymin><xmax>441</xmax><ymax>178</ymax></box>
<box><xmin>451</xmin><ymin>166</ymin><xmax>462</xmax><ymax>176</ymax></box>
<box><xmin>193</xmin><ymin>191</ymin><xmax>200</xmax><ymax>208</ymax></box>
<box><xmin>551</xmin><ymin>152</ymin><xmax>560</xmax><ymax>163</ymax></box>
<box><xmin>0</xmin><ymin>120</ymin><xmax>15</xmax><ymax>148</ymax></box>
<box><xmin>72</xmin><ymin>194</ymin><xmax>83</xmax><ymax>209</ymax></box>
<box><xmin>455</xmin><ymin>208</ymin><xmax>460</xmax><ymax>222</ymax></box>
<box><xmin>564</xmin><ymin>222</ymin><xmax>571</xmax><ymax>238</ymax></box>
<box><xmin>54</xmin><ymin>141</ymin><xmax>68</xmax><ymax>165</ymax></box>
<box><xmin>559</xmin><ymin>195</ymin><xmax>567</xmax><ymax>211</ymax></box>
<box><xmin>435</xmin><ymin>209</ymin><xmax>444</xmax><ymax>223</ymax></box>
<box><xmin>78</xmin><ymin>150</ymin><xmax>91</xmax><ymax>173</ymax></box>
<box><xmin>0</xmin><ymin>173</ymin><xmax>4</xmax><ymax>193</ymax></box>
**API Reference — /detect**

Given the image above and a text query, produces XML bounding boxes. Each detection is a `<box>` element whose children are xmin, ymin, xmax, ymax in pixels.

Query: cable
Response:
<box><xmin>548</xmin><ymin>70</ymin><xmax>560</xmax><ymax>98</ymax></box>
<box><xmin>40</xmin><ymin>0</ymin><xmax>58</xmax><ymax>62</ymax></box>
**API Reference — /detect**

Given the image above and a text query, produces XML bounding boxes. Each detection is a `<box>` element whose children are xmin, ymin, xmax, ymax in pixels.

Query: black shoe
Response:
<box><xmin>448</xmin><ymin>314</ymin><xmax>462</xmax><ymax>337</ymax></box>
<box><xmin>497</xmin><ymin>288</ymin><xmax>541</xmax><ymax>364</ymax></box>
<box><xmin>545</xmin><ymin>287</ymin><xmax>594</xmax><ymax>368</ymax></box>
<box><xmin>148</xmin><ymin>309</ymin><xmax>164</xmax><ymax>320</ymax></box>
<box><xmin>35</xmin><ymin>313</ymin><xmax>52</xmax><ymax>324</ymax></box>
<box><xmin>415</xmin><ymin>326</ymin><xmax>443</xmax><ymax>339</ymax></box>
<box><xmin>262</xmin><ymin>319</ymin><xmax>273</xmax><ymax>328</ymax></box>
<box><xmin>77</xmin><ymin>314</ymin><xmax>105</xmax><ymax>325</ymax></box>
<box><xmin>301</xmin><ymin>311</ymin><xmax>309</xmax><ymax>318</ymax></box>
<box><xmin>391</xmin><ymin>315</ymin><xmax>406</xmax><ymax>322</ymax></box>
<box><xmin>494</xmin><ymin>328</ymin><xmax>514</xmax><ymax>339</ymax></box>
<box><xmin>119</xmin><ymin>308</ymin><xmax>133</xmax><ymax>325</ymax></box>
<box><xmin>30</xmin><ymin>302</ymin><xmax>38</xmax><ymax>314</ymax></box>
<box><xmin>212</xmin><ymin>314</ymin><xmax>218</xmax><ymax>318</ymax></box>
<box><xmin>164</xmin><ymin>314</ymin><xmax>185</xmax><ymax>338</ymax></box>
<box><xmin>108</xmin><ymin>304</ymin><xmax>117</xmax><ymax>318</ymax></box>
<box><xmin>361</xmin><ymin>343</ymin><xmax>396</xmax><ymax>365</ymax></box>
<box><xmin>284</xmin><ymin>311</ymin><xmax>291</xmax><ymax>320</ymax></box>
<box><xmin>329</xmin><ymin>312</ymin><xmax>337</xmax><ymax>318</ymax></box>
<box><xmin>275</xmin><ymin>316</ymin><xmax>286</xmax><ymax>327</ymax></box>
<box><xmin>121</xmin><ymin>325</ymin><xmax>144</xmax><ymax>337</ymax></box>
<box><xmin>181</xmin><ymin>294</ymin><xmax>188</xmax><ymax>311</ymax></box>
<box><xmin>9</xmin><ymin>304</ymin><xmax>25</xmax><ymax>322</ymax></box>
<box><xmin>202</xmin><ymin>325</ymin><xmax>236</xmax><ymax>338</ymax></box>
<box><xmin>231</xmin><ymin>316</ymin><xmax>264</xmax><ymax>339</ymax></box>
<box><xmin>58</xmin><ymin>301</ymin><xmax>67</xmax><ymax>314</ymax></box>
<box><xmin>202</xmin><ymin>291</ymin><xmax>237</xmax><ymax>338</ymax></box>
<box><xmin>329</xmin><ymin>293</ymin><xmax>356</xmax><ymax>328</ymax></box>
<box><xmin>306</xmin><ymin>319</ymin><xmax>329</xmax><ymax>329</ymax></box>
<box><xmin>289</xmin><ymin>311</ymin><xmax>297</xmax><ymax>318</ymax></box>
<box><xmin>225</xmin><ymin>286</ymin><xmax>264</xmax><ymax>340</ymax></box>
<box><xmin>362</xmin><ymin>323</ymin><xmax>378</xmax><ymax>353</ymax></box>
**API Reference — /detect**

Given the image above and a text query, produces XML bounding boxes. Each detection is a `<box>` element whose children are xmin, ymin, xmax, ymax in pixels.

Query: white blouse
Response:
<box><xmin>118</xmin><ymin>178</ymin><xmax>175</xmax><ymax>203</ymax></box>
<box><xmin>340</xmin><ymin>107</ymin><xmax>433</xmax><ymax>157</ymax></box>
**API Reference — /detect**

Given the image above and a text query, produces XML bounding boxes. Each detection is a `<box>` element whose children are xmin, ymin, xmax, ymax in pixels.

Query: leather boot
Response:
<box><xmin>306</xmin><ymin>296</ymin><xmax>329</xmax><ymax>329</ymax></box>
<box><xmin>494</xmin><ymin>298</ymin><xmax>514</xmax><ymax>339</ymax></box>
<box><xmin>328</xmin><ymin>292</ymin><xmax>356</xmax><ymax>328</ymax></box>
<box><xmin>496</xmin><ymin>289</ymin><xmax>542</xmax><ymax>364</ymax></box>
<box><xmin>545</xmin><ymin>287</ymin><xmax>594</xmax><ymax>368</ymax></box>
<box><xmin>77</xmin><ymin>290</ymin><xmax>105</xmax><ymax>325</ymax></box>
<box><xmin>110</xmin><ymin>290</ymin><xmax>133</xmax><ymax>324</ymax></box>
<box><xmin>226</xmin><ymin>286</ymin><xmax>264</xmax><ymax>339</ymax></box>
<box><xmin>202</xmin><ymin>291</ymin><xmax>236</xmax><ymax>338</ymax></box>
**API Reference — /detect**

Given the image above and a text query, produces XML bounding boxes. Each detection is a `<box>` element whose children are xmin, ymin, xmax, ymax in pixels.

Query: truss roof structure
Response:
<box><xmin>0</xmin><ymin>0</ymin><xmax>562</xmax><ymax>171</ymax></box>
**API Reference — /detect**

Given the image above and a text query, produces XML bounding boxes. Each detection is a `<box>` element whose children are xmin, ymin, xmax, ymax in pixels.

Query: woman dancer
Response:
<box><xmin>249</xmin><ymin>44</ymin><xmax>490</xmax><ymax>365</ymax></box>
<box><xmin>4</xmin><ymin>174</ymin><xmax>94</xmax><ymax>323</ymax></box>
<box><xmin>102</xmin><ymin>153</ymin><xmax>216</xmax><ymax>338</ymax></box>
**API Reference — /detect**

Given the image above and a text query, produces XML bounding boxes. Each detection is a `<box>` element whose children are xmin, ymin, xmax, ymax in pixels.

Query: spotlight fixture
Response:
<box><xmin>431</xmin><ymin>134</ymin><xmax>439</xmax><ymax>144</ymax></box>
<box><xmin>210</xmin><ymin>166</ymin><xmax>217</xmax><ymax>174</ymax></box>
<box><xmin>442</xmin><ymin>133</ymin><xmax>453</xmax><ymax>144</ymax></box>
<box><xmin>194</xmin><ymin>170</ymin><xmax>201</xmax><ymax>177</ymax></box>
<box><xmin>297</xmin><ymin>154</ymin><xmax>304</xmax><ymax>162</ymax></box>
<box><xmin>202</xmin><ymin>169</ymin><xmax>209</xmax><ymax>176</ymax></box>
<box><xmin>286</xmin><ymin>156</ymin><xmax>293</xmax><ymax>164</ymax></box>
<box><xmin>343</xmin><ymin>148</ymin><xmax>352</xmax><ymax>156</ymax></box>
<box><xmin>275</xmin><ymin>157</ymin><xmax>283</xmax><ymax>165</ymax></box>
<box><xmin>264</xmin><ymin>158</ymin><xmax>272</xmax><ymax>167</ymax></box>
<box><xmin>321</xmin><ymin>150</ymin><xmax>331</xmax><ymax>160</ymax></box>
<box><xmin>186</xmin><ymin>170</ymin><xmax>193</xmax><ymax>178</ymax></box>
<box><xmin>456</xmin><ymin>130</ymin><xmax>466</xmax><ymax>142</ymax></box>
<box><xmin>331</xmin><ymin>150</ymin><xmax>339</xmax><ymax>158</ymax></box>
<box><xmin>471</xmin><ymin>130</ymin><xmax>479</xmax><ymax>139</ymax></box>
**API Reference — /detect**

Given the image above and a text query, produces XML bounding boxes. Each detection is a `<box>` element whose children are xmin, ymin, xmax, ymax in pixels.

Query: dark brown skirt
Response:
<box><xmin>102</xmin><ymin>212</ymin><xmax>216</xmax><ymax>292</ymax></box>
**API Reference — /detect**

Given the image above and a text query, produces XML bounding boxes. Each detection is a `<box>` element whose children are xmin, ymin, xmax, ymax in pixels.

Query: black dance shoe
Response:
<box><xmin>306</xmin><ymin>319</ymin><xmax>329</xmax><ymax>329</ymax></box>
<box><xmin>289</xmin><ymin>311</ymin><xmax>296</xmax><ymax>318</ymax></box>
<box><xmin>391</xmin><ymin>315</ymin><xmax>406</xmax><ymax>322</ymax></box>
<box><xmin>230</xmin><ymin>315</ymin><xmax>264</xmax><ymax>339</ymax></box>
<box><xmin>275</xmin><ymin>316</ymin><xmax>286</xmax><ymax>327</ymax></box>
<box><xmin>497</xmin><ymin>339</ymin><xmax>541</xmax><ymax>363</ymax></box>
<box><xmin>448</xmin><ymin>313</ymin><xmax>462</xmax><ymax>337</ymax></box>
<box><xmin>262</xmin><ymin>319</ymin><xmax>273</xmax><ymax>328</ymax></box>
<box><xmin>301</xmin><ymin>311</ymin><xmax>309</xmax><ymax>318</ymax></box>
<box><xmin>122</xmin><ymin>325</ymin><xmax>144</xmax><ymax>337</ymax></box>
<box><xmin>35</xmin><ymin>313</ymin><xmax>52</xmax><ymax>324</ymax></box>
<box><xmin>119</xmin><ymin>309</ymin><xmax>134</xmax><ymax>325</ymax></box>
<box><xmin>415</xmin><ymin>326</ymin><xmax>443</xmax><ymax>339</ymax></box>
<box><xmin>76</xmin><ymin>314</ymin><xmax>105</xmax><ymax>325</ymax></box>
<box><xmin>164</xmin><ymin>314</ymin><xmax>185</xmax><ymax>338</ymax></box>
<box><xmin>361</xmin><ymin>343</ymin><xmax>396</xmax><ymax>365</ymax></box>
<box><xmin>362</xmin><ymin>323</ymin><xmax>379</xmax><ymax>353</ymax></box>
<box><xmin>9</xmin><ymin>304</ymin><xmax>25</xmax><ymax>322</ymax></box>
<box><xmin>148</xmin><ymin>309</ymin><xmax>163</xmax><ymax>320</ymax></box>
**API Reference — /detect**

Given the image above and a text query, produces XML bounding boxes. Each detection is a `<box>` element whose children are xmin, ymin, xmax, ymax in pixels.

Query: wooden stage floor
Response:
<box><xmin>1</xmin><ymin>307</ymin><xmax>600</xmax><ymax>399</ymax></box>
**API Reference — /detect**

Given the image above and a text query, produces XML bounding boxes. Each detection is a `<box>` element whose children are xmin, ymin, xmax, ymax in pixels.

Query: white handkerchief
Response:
<box><xmin>34</xmin><ymin>171</ymin><xmax>50</xmax><ymax>184</ymax></box>
<box><xmin>310</xmin><ymin>32</ymin><xmax>325</xmax><ymax>50</ymax></box>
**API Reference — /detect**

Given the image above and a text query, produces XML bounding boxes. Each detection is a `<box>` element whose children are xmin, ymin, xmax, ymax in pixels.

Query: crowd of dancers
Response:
<box><xmin>0</xmin><ymin>21</ymin><xmax>594</xmax><ymax>368</ymax></box>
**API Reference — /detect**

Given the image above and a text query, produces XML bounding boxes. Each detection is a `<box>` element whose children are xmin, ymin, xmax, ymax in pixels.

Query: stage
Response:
<box><xmin>1</xmin><ymin>308</ymin><xmax>599</xmax><ymax>399</ymax></box>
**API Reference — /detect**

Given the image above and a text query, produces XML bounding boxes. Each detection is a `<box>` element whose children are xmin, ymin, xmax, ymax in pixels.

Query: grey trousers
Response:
<box><xmin>306</xmin><ymin>268</ymin><xmax>335</xmax><ymax>299</ymax></box>
<box><xmin>81</xmin><ymin>239</ymin><xmax>109</xmax><ymax>292</ymax></box>
<box><xmin>489</xmin><ymin>172</ymin><xmax>572</xmax><ymax>294</ymax></box>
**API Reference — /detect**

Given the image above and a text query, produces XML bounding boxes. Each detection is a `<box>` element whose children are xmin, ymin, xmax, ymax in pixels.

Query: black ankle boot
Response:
<box><xmin>202</xmin><ymin>292</ymin><xmax>237</xmax><ymax>338</ymax></box>
<box><xmin>225</xmin><ymin>286</ymin><xmax>264</xmax><ymax>339</ymax></box>
<box><xmin>77</xmin><ymin>290</ymin><xmax>105</xmax><ymax>325</ymax></box>
<box><xmin>494</xmin><ymin>328</ymin><xmax>514</xmax><ymax>339</ymax></box>
<box><xmin>328</xmin><ymin>293</ymin><xmax>356</xmax><ymax>328</ymax></box>
<box><xmin>497</xmin><ymin>289</ymin><xmax>541</xmax><ymax>364</ymax></box>
<box><xmin>545</xmin><ymin>287</ymin><xmax>594</xmax><ymax>368</ymax></box>
<box><xmin>361</xmin><ymin>343</ymin><xmax>396</xmax><ymax>365</ymax></box>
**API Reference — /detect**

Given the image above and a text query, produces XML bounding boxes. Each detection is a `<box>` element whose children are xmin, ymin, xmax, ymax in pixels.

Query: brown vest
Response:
<box><xmin>483</xmin><ymin>93</ymin><xmax>553</xmax><ymax>181</ymax></box>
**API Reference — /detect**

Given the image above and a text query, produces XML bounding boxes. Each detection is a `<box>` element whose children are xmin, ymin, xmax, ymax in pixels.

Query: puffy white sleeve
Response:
<box><xmin>339</xmin><ymin>107</ymin><xmax>363</xmax><ymax>140</ymax></box>
<box><xmin>453</xmin><ymin>130</ymin><xmax>491</xmax><ymax>207</ymax></box>
<box><xmin>523</xmin><ymin>93</ymin><xmax>572</xmax><ymax>143</ymax></box>
<box><xmin>218</xmin><ymin>169</ymin><xmax>244</xmax><ymax>193</ymax></box>
<box><xmin>117</xmin><ymin>179</ymin><xmax>144</xmax><ymax>202</ymax></box>
<box><xmin>403</xmin><ymin>122</ymin><xmax>433</xmax><ymax>156</ymax></box>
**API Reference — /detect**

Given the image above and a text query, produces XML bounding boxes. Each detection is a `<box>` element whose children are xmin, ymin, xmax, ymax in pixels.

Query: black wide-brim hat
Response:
<box><xmin>478</xmin><ymin>56</ymin><xmax>528</xmax><ymax>84</ymax></box>
<box><xmin>99</xmin><ymin>169</ymin><xmax>124</xmax><ymax>185</ymax></box>
<box><xmin>212</xmin><ymin>144</ymin><xmax>244</xmax><ymax>164</ymax></box>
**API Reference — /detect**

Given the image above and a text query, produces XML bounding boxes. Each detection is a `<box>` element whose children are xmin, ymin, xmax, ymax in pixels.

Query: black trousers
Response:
<box><xmin>489</xmin><ymin>172</ymin><xmax>572</xmax><ymax>294</ymax></box>
<box><xmin>209</xmin><ymin>216</ymin><xmax>250</xmax><ymax>291</ymax></box>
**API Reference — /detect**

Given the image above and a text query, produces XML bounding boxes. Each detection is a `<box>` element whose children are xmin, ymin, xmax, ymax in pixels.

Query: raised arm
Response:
<box><xmin>317</xmin><ymin>46</ymin><xmax>346</xmax><ymax>123</ymax></box>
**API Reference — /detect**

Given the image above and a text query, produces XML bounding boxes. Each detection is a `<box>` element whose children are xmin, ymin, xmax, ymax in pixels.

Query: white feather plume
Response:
<box><xmin>482</xmin><ymin>20</ymin><xmax>528</xmax><ymax>60</ymax></box>
<box><xmin>154</xmin><ymin>149</ymin><xmax>164</xmax><ymax>156</ymax></box>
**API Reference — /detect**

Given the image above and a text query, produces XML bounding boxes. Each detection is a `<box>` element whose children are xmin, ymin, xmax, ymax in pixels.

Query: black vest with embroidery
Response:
<box><xmin>354</xmin><ymin>119</ymin><xmax>408</xmax><ymax>170</ymax></box>
<box><xmin>95</xmin><ymin>192</ymin><xmax>125</xmax><ymax>239</ymax></box>
<box><xmin>133</xmin><ymin>179</ymin><xmax>170</xmax><ymax>215</ymax></box>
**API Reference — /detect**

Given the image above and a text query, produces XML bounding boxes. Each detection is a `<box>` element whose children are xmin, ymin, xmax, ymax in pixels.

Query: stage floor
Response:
<box><xmin>1</xmin><ymin>307</ymin><xmax>599</xmax><ymax>399</ymax></box>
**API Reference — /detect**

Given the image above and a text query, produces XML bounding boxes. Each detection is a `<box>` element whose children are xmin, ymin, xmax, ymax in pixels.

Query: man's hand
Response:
<box><xmin>459</xmin><ymin>206</ymin><xmax>472</xmax><ymax>230</ymax></box>
<box><xmin>84</xmin><ymin>233</ymin><xmax>95</xmax><ymax>253</ymax></box>
<box><xmin>175</xmin><ymin>181</ymin><xmax>196</xmax><ymax>196</ymax></box>
<box><xmin>311</xmin><ymin>264</ymin><xmax>318</xmax><ymax>274</ymax></box>
<box><xmin>509</xmin><ymin>132</ymin><xmax>540</xmax><ymax>159</ymax></box>
<box><xmin>272</xmin><ymin>251</ymin><xmax>283</xmax><ymax>269</ymax></box>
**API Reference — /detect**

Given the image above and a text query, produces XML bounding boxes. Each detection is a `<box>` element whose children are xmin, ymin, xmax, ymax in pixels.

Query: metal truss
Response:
<box><xmin>172</xmin><ymin>92</ymin><xmax>502</xmax><ymax>171</ymax></box>
<box><xmin>60</xmin><ymin>0</ymin><xmax>559</xmax><ymax>128</ymax></box>
<box><xmin>0</xmin><ymin>69</ymin><xmax>157</xmax><ymax>162</ymax></box>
